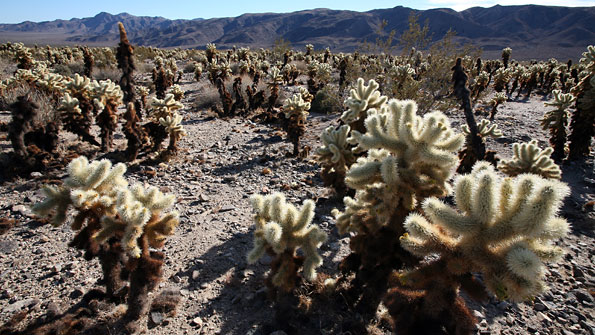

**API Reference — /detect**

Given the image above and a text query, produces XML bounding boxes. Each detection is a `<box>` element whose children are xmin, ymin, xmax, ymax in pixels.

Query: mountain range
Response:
<box><xmin>1</xmin><ymin>5</ymin><xmax>593</xmax><ymax>60</ymax></box>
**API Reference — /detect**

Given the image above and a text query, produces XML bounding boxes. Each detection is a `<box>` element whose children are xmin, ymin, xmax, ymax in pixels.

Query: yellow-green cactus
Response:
<box><xmin>58</xmin><ymin>93</ymin><xmax>82</xmax><ymax>115</ymax></box>
<box><xmin>94</xmin><ymin>184</ymin><xmax>179</xmax><ymax>258</ymax></box>
<box><xmin>400</xmin><ymin>161</ymin><xmax>570</xmax><ymax>301</ymax></box>
<box><xmin>333</xmin><ymin>99</ymin><xmax>465</xmax><ymax>234</ymax></box>
<box><xmin>341</xmin><ymin>78</ymin><xmax>388</xmax><ymax>125</ymax></box>
<box><xmin>247</xmin><ymin>193</ymin><xmax>327</xmax><ymax>288</ymax></box>
<box><xmin>282</xmin><ymin>93</ymin><xmax>310</xmax><ymax>119</ymax></box>
<box><xmin>32</xmin><ymin>156</ymin><xmax>128</xmax><ymax>226</ymax></box>
<box><xmin>150</xmin><ymin>93</ymin><xmax>184</xmax><ymax>120</ymax></box>
<box><xmin>169</xmin><ymin>84</ymin><xmax>185</xmax><ymax>101</ymax></box>
<box><xmin>542</xmin><ymin>90</ymin><xmax>575</xmax><ymax>160</ymax></box>
<box><xmin>64</xmin><ymin>73</ymin><xmax>91</xmax><ymax>97</ymax></box>
<box><xmin>90</xmin><ymin>79</ymin><xmax>123</xmax><ymax>111</ymax></box>
<box><xmin>298</xmin><ymin>86</ymin><xmax>314</xmax><ymax>103</ymax></box>
<box><xmin>159</xmin><ymin>112</ymin><xmax>187</xmax><ymax>153</ymax></box>
<box><xmin>499</xmin><ymin>140</ymin><xmax>562</xmax><ymax>179</ymax></box>
<box><xmin>315</xmin><ymin>125</ymin><xmax>354</xmax><ymax>169</ymax></box>
<box><xmin>462</xmin><ymin>119</ymin><xmax>502</xmax><ymax>138</ymax></box>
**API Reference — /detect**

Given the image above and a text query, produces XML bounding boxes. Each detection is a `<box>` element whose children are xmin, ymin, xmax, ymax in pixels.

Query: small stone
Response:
<box><xmin>150</xmin><ymin>311</ymin><xmax>164</xmax><ymax>325</ymax></box>
<box><xmin>69</xmin><ymin>288</ymin><xmax>84</xmax><ymax>299</ymax></box>
<box><xmin>172</xmin><ymin>275</ymin><xmax>181</xmax><ymax>283</ymax></box>
<box><xmin>534</xmin><ymin>303</ymin><xmax>546</xmax><ymax>311</ymax></box>
<box><xmin>191</xmin><ymin>317</ymin><xmax>203</xmax><ymax>327</ymax></box>
<box><xmin>192</xmin><ymin>270</ymin><xmax>200</xmax><ymax>281</ymax></box>
<box><xmin>473</xmin><ymin>310</ymin><xmax>485</xmax><ymax>319</ymax></box>
<box><xmin>199</xmin><ymin>194</ymin><xmax>210</xmax><ymax>202</ymax></box>
<box><xmin>11</xmin><ymin>205</ymin><xmax>29</xmax><ymax>215</ymax></box>
<box><xmin>219</xmin><ymin>205</ymin><xmax>235</xmax><ymax>212</ymax></box>
<box><xmin>46</xmin><ymin>302</ymin><xmax>60</xmax><ymax>317</ymax></box>
<box><xmin>200</xmin><ymin>283</ymin><xmax>209</xmax><ymax>289</ymax></box>
<box><xmin>52</xmin><ymin>264</ymin><xmax>62</xmax><ymax>273</ymax></box>
<box><xmin>30</xmin><ymin>172</ymin><xmax>43</xmax><ymax>177</ymax></box>
<box><xmin>574</xmin><ymin>289</ymin><xmax>594</xmax><ymax>303</ymax></box>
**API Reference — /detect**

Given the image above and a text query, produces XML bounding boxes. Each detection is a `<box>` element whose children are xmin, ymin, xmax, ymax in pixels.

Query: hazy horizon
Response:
<box><xmin>1</xmin><ymin>0</ymin><xmax>594</xmax><ymax>24</ymax></box>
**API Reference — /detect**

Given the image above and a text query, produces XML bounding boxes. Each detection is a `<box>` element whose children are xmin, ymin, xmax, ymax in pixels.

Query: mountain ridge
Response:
<box><xmin>0</xmin><ymin>5</ymin><xmax>593</xmax><ymax>60</ymax></box>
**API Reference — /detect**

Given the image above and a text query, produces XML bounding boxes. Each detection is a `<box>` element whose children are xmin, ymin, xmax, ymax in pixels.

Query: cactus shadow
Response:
<box><xmin>560</xmin><ymin>158</ymin><xmax>595</xmax><ymax>235</ymax></box>
<box><xmin>175</xmin><ymin>230</ymin><xmax>277</xmax><ymax>334</ymax></box>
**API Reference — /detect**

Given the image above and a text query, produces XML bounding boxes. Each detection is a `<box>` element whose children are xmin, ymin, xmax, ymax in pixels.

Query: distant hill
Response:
<box><xmin>0</xmin><ymin>5</ymin><xmax>593</xmax><ymax>60</ymax></box>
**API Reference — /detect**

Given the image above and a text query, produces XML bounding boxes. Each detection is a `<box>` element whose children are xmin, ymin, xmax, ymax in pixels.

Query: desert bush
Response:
<box><xmin>310</xmin><ymin>85</ymin><xmax>343</xmax><ymax>115</ymax></box>
<box><xmin>52</xmin><ymin>61</ymin><xmax>85</xmax><ymax>77</ymax></box>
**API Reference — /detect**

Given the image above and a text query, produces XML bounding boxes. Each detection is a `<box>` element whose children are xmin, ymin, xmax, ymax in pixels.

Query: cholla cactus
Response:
<box><xmin>489</xmin><ymin>92</ymin><xmax>507</xmax><ymax>120</ymax></box>
<box><xmin>493</xmin><ymin>67</ymin><xmax>512</xmax><ymax>93</ymax></box>
<box><xmin>473</xmin><ymin>71</ymin><xmax>490</xmax><ymax>98</ymax></box>
<box><xmin>169</xmin><ymin>84</ymin><xmax>185</xmax><ymax>101</ymax></box>
<box><xmin>150</xmin><ymin>93</ymin><xmax>184</xmax><ymax>120</ymax></box>
<box><xmin>136</xmin><ymin>85</ymin><xmax>150</xmax><ymax>111</ymax></box>
<box><xmin>542</xmin><ymin>90</ymin><xmax>575</xmax><ymax>160</ymax></box>
<box><xmin>159</xmin><ymin>111</ymin><xmax>186</xmax><ymax>155</ymax></box>
<box><xmin>32</xmin><ymin>157</ymin><xmax>180</xmax><ymax>330</ymax></box>
<box><xmin>332</xmin><ymin>98</ymin><xmax>465</xmax><ymax>323</ymax></box>
<box><xmin>247</xmin><ymin>193</ymin><xmax>327</xmax><ymax>291</ymax></box>
<box><xmin>206</xmin><ymin>43</ymin><xmax>217</xmax><ymax>63</ymax></box>
<box><xmin>91</xmin><ymin>79</ymin><xmax>123</xmax><ymax>151</ymax></box>
<box><xmin>282</xmin><ymin>93</ymin><xmax>310</xmax><ymax>119</ymax></box>
<box><xmin>568</xmin><ymin>45</ymin><xmax>595</xmax><ymax>160</ymax></box>
<box><xmin>341</xmin><ymin>78</ymin><xmax>388</xmax><ymax>132</ymax></box>
<box><xmin>298</xmin><ymin>86</ymin><xmax>313</xmax><ymax>103</ymax></box>
<box><xmin>390</xmin><ymin>161</ymin><xmax>569</xmax><ymax>333</ymax></box>
<box><xmin>315</xmin><ymin>125</ymin><xmax>355</xmax><ymax>193</ymax></box>
<box><xmin>502</xmin><ymin>47</ymin><xmax>512</xmax><ymax>68</ymax></box>
<box><xmin>147</xmin><ymin>93</ymin><xmax>184</xmax><ymax>154</ymax></box>
<box><xmin>305</xmin><ymin>44</ymin><xmax>314</xmax><ymax>56</ymax></box>
<box><xmin>335</xmin><ymin>99</ymin><xmax>465</xmax><ymax>232</ymax></box>
<box><xmin>499</xmin><ymin>140</ymin><xmax>562</xmax><ymax>179</ymax></box>
<box><xmin>400</xmin><ymin>161</ymin><xmax>569</xmax><ymax>300</ymax></box>
<box><xmin>58</xmin><ymin>93</ymin><xmax>82</xmax><ymax>115</ymax></box>
<box><xmin>462</xmin><ymin>119</ymin><xmax>502</xmax><ymax>138</ymax></box>
<box><xmin>93</xmin><ymin>184</ymin><xmax>179</xmax><ymax>258</ymax></box>
<box><xmin>32</xmin><ymin>157</ymin><xmax>127</xmax><ymax>226</ymax></box>
<box><xmin>282</xmin><ymin>93</ymin><xmax>310</xmax><ymax>156</ymax></box>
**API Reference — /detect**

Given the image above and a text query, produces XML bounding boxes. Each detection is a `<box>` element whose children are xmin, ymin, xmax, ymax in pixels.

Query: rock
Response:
<box><xmin>574</xmin><ymin>289</ymin><xmax>594</xmax><ymax>303</ymax></box>
<box><xmin>191</xmin><ymin>316</ymin><xmax>203</xmax><ymax>327</ymax></box>
<box><xmin>46</xmin><ymin>301</ymin><xmax>60</xmax><ymax>317</ymax></box>
<box><xmin>534</xmin><ymin>303</ymin><xmax>546</xmax><ymax>311</ymax></box>
<box><xmin>192</xmin><ymin>270</ymin><xmax>200</xmax><ymax>281</ymax></box>
<box><xmin>219</xmin><ymin>205</ymin><xmax>235</xmax><ymax>212</ymax></box>
<box><xmin>11</xmin><ymin>205</ymin><xmax>29</xmax><ymax>215</ymax></box>
<box><xmin>473</xmin><ymin>310</ymin><xmax>485</xmax><ymax>319</ymax></box>
<box><xmin>30</xmin><ymin>172</ymin><xmax>43</xmax><ymax>177</ymax></box>
<box><xmin>172</xmin><ymin>275</ymin><xmax>181</xmax><ymax>283</ymax></box>
<box><xmin>200</xmin><ymin>283</ymin><xmax>209</xmax><ymax>289</ymax></box>
<box><xmin>4</xmin><ymin>298</ymin><xmax>40</xmax><ymax>313</ymax></box>
<box><xmin>150</xmin><ymin>311</ymin><xmax>164</xmax><ymax>325</ymax></box>
<box><xmin>69</xmin><ymin>288</ymin><xmax>84</xmax><ymax>299</ymax></box>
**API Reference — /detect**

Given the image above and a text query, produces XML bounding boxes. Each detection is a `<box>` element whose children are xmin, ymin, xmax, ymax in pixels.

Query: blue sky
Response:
<box><xmin>1</xmin><ymin>0</ymin><xmax>593</xmax><ymax>23</ymax></box>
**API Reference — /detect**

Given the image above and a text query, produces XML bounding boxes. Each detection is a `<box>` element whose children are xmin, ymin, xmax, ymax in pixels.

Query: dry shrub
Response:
<box><xmin>52</xmin><ymin>61</ymin><xmax>84</xmax><ymax>77</ymax></box>
<box><xmin>0</xmin><ymin>55</ymin><xmax>16</xmax><ymax>81</ymax></box>
<box><xmin>93</xmin><ymin>66</ymin><xmax>121</xmax><ymax>82</ymax></box>
<box><xmin>0</xmin><ymin>82</ymin><xmax>58</xmax><ymax>124</ymax></box>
